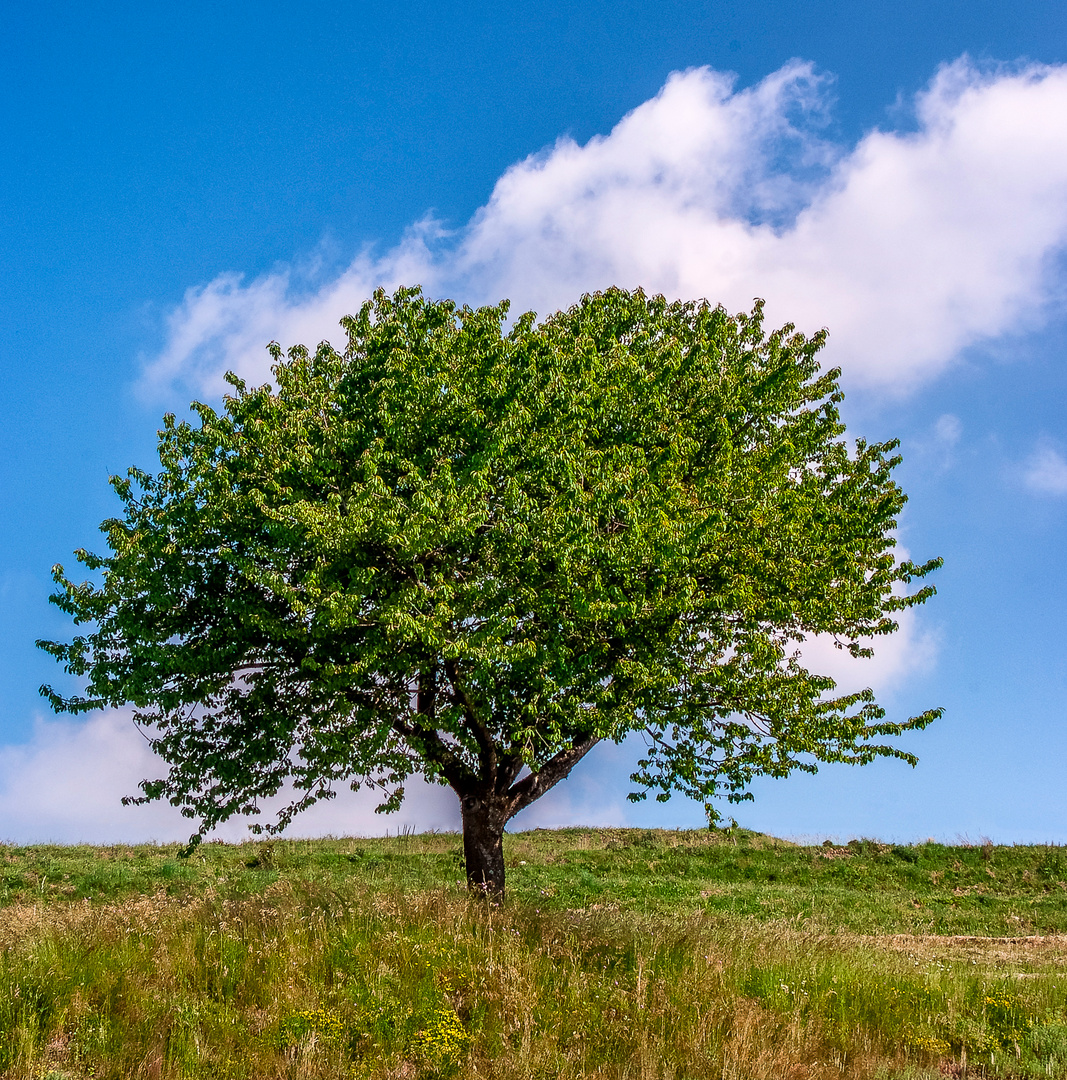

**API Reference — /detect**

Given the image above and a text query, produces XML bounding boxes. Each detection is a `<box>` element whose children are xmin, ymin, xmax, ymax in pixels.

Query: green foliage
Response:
<box><xmin>1038</xmin><ymin>845</ymin><xmax>1063</xmax><ymax>881</ymax></box>
<box><xmin>39</xmin><ymin>287</ymin><xmax>939</xmax><ymax>866</ymax></box>
<box><xmin>1029</xmin><ymin>1023</ymin><xmax>1067</xmax><ymax>1072</ymax></box>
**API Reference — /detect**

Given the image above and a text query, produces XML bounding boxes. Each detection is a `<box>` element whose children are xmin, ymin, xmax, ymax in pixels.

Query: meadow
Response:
<box><xmin>1</xmin><ymin>827</ymin><xmax>1065</xmax><ymax>1079</ymax></box>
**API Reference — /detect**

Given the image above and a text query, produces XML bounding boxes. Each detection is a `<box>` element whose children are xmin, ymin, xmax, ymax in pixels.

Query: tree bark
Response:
<box><xmin>460</xmin><ymin>793</ymin><xmax>508</xmax><ymax>897</ymax></box>
<box><xmin>456</xmin><ymin>737</ymin><xmax>602</xmax><ymax>898</ymax></box>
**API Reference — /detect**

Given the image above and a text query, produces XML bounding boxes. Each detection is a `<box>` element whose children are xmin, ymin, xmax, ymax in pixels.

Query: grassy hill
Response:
<box><xmin>1</xmin><ymin>828</ymin><xmax>1066</xmax><ymax>1078</ymax></box>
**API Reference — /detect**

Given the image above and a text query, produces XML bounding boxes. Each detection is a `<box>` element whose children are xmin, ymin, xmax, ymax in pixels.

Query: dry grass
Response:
<box><xmin>1</xmin><ymin>879</ymin><xmax>1064</xmax><ymax>1079</ymax></box>
<box><xmin>2</xmin><ymin>832</ymin><xmax>1067</xmax><ymax>1078</ymax></box>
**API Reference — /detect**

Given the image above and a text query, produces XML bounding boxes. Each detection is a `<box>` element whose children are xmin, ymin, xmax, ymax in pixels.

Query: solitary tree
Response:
<box><xmin>40</xmin><ymin>287</ymin><xmax>940</xmax><ymax>894</ymax></box>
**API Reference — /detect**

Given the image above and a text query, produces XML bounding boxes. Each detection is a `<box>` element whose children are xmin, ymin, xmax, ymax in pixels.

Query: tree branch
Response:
<box><xmin>505</xmin><ymin>736</ymin><xmax>601</xmax><ymax>819</ymax></box>
<box><xmin>390</xmin><ymin>714</ymin><xmax>476</xmax><ymax>791</ymax></box>
<box><xmin>443</xmin><ymin>658</ymin><xmax>498</xmax><ymax>785</ymax></box>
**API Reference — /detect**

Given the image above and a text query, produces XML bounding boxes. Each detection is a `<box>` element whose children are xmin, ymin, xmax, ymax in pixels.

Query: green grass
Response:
<box><xmin>4</xmin><ymin>828</ymin><xmax>1066</xmax><ymax>935</ymax></box>
<box><xmin>1</xmin><ymin>828</ymin><xmax>1066</xmax><ymax>1078</ymax></box>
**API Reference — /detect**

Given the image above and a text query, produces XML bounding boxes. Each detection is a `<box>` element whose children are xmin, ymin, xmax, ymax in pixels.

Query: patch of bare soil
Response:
<box><xmin>859</xmin><ymin>932</ymin><xmax>1067</xmax><ymax>970</ymax></box>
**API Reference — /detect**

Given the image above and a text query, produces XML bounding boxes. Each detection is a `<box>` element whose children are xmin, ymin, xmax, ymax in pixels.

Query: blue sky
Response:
<box><xmin>3</xmin><ymin>1</ymin><xmax>1067</xmax><ymax>844</ymax></box>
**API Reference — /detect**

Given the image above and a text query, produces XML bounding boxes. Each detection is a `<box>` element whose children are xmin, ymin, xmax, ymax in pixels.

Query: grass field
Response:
<box><xmin>1</xmin><ymin>827</ymin><xmax>1066</xmax><ymax>1078</ymax></box>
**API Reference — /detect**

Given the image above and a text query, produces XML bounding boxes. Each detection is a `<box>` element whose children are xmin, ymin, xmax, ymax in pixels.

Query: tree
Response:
<box><xmin>39</xmin><ymin>286</ymin><xmax>940</xmax><ymax>895</ymax></box>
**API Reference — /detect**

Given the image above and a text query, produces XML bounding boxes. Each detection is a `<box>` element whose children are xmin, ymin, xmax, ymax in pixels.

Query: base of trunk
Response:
<box><xmin>460</xmin><ymin>796</ymin><xmax>507</xmax><ymax>897</ymax></box>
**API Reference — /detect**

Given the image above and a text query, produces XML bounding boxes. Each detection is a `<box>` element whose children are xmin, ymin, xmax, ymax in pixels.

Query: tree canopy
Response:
<box><xmin>40</xmin><ymin>286</ymin><xmax>940</xmax><ymax>893</ymax></box>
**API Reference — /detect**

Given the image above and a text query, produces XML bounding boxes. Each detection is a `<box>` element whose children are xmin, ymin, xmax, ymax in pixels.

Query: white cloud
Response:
<box><xmin>798</xmin><ymin>608</ymin><xmax>939</xmax><ymax>698</ymax></box>
<box><xmin>908</xmin><ymin>412</ymin><xmax>964</xmax><ymax>473</ymax></box>
<box><xmin>794</xmin><ymin>532</ymin><xmax>939</xmax><ymax>700</ymax></box>
<box><xmin>145</xmin><ymin>221</ymin><xmax>448</xmax><ymax>399</ymax></box>
<box><xmin>1024</xmin><ymin>444</ymin><xmax>1067</xmax><ymax>494</ymax></box>
<box><xmin>934</xmin><ymin>414</ymin><xmax>963</xmax><ymax>448</ymax></box>
<box><xmin>0</xmin><ymin>710</ymin><xmax>460</xmax><ymax>845</ymax></box>
<box><xmin>146</xmin><ymin>57</ymin><xmax>1067</xmax><ymax>399</ymax></box>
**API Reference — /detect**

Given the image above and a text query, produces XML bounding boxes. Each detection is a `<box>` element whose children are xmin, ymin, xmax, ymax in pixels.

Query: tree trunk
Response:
<box><xmin>460</xmin><ymin>793</ymin><xmax>508</xmax><ymax>897</ymax></box>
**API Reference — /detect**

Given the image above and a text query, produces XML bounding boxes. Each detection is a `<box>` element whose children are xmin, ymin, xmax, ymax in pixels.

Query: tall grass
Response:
<box><xmin>1</xmin><ymin>869</ymin><xmax>1066</xmax><ymax>1078</ymax></box>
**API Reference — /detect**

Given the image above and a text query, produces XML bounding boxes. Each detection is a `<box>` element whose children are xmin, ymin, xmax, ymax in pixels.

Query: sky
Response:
<box><xmin>3</xmin><ymin>0</ymin><xmax>1067</xmax><ymax>845</ymax></box>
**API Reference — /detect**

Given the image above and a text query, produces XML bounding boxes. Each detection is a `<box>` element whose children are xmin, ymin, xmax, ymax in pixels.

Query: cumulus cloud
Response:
<box><xmin>1024</xmin><ymin>443</ymin><xmax>1067</xmax><ymax>494</ymax></box>
<box><xmin>798</xmin><ymin>608</ymin><xmax>939</xmax><ymax>699</ymax></box>
<box><xmin>0</xmin><ymin>710</ymin><xmax>461</xmax><ymax>845</ymax></box>
<box><xmin>145</xmin><ymin>221</ymin><xmax>447</xmax><ymax>399</ymax></box>
<box><xmin>145</xmin><ymin>56</ymin><xmax>1067</xmax><ymax>399</ymax></box>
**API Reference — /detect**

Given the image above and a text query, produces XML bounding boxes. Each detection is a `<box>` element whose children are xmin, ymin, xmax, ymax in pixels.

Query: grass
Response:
<box><xmin>1</xmin><ymin>828</ymin><xmax>1066</xmax><ymax>1078</ymax></box>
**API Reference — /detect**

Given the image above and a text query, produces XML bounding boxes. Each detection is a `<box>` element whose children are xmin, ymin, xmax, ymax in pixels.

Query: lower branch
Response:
<box><xmin>505</xmin><ymin>736</ymin><xmax>601</xmax><ymax>819</ymax></box>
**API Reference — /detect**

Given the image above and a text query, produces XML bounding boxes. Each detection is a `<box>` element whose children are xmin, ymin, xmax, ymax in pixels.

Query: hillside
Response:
<box><xmin>1</xmin><ymin>828</ymin><xmax>1065</xmax><ymax>1078</ymax></box>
